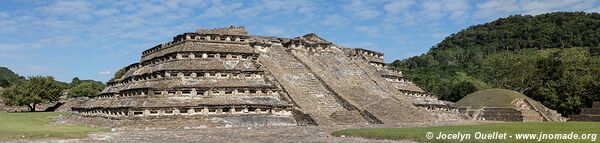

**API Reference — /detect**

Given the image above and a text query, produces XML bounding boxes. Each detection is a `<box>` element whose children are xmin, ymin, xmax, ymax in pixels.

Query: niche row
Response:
<box><xmin>95</xmin><ymin>87</ymin><xmax>279</xmax><ymax>99</ymax></box>
<box><xmin>107</xmin><ymin>70</ymin><xmax>265</xmax><ymax>86</ymax></box>
<box><xmin>143</xmin><ymin>34</ymin><xmax>250</xmax><ymax>56</ymax></box>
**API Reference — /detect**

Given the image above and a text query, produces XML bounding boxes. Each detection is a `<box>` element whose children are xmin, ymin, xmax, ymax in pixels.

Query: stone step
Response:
<box><xmin>260</xmin><ymin>48</ymin><xmax>368</xmax><ymax>125</ymax></box>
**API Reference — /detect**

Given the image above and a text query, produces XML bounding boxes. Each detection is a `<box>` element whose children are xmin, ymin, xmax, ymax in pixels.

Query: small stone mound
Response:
<box><xmin>454</xmin><ymin>88</ymin><xmax>564</xmax><ymax>122</ymax></box>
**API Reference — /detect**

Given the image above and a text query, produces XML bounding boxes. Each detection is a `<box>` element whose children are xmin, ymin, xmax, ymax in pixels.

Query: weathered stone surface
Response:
<box><xmin>570</xmin><ymin>101</ymin><xmax>600</xmax><ymax>121</ymax></box>
<box><xmin>455</xmin><ymin>89</ymin><xmax>564</xmax><ymax>122</ymax></box>
<box><xmin>72</xmin><ymin>26</ymin><xmax>466</xmax><ymax>127</ymax></box>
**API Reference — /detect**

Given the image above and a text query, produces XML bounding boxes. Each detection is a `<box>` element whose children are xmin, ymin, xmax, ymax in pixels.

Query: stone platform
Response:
<box><xmin>570</xmin><ymin>101</ymin><xmax>600</xmax><ymax>121</ymax></box>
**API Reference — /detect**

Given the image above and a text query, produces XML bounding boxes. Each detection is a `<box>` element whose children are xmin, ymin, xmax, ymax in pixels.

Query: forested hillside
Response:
<box><xmin>390</xmin><ymin>12</ymin><xmax>600</xmax><ymax>116</ymax></box>
<box><xmin>0</xmin><ymin>67</ymin><xmax>24</xmax><ymax>88</ymax></box>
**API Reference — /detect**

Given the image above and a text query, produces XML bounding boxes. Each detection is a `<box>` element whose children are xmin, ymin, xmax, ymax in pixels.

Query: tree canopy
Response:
<box><xmin>1</xmin><ymin>76</ymin><xmax>65</xmax><ymax>111</ymax></box>
<box><xmin>111</xmin><ymin>68</ymin><xmax>126</xmax><ymax>81</ymax></box>
<box><xmin>68</xmin><ymin>80</ymin><xmax>106</xmax><ymax>98</ymax></box>
<box><xmin>391</xmin><ymin>12</ymin><xmax>600</xmax><ymax>116</ymax></box>
<box><xmin>66</xmin><ymin>77</ymin><xmax>106</xmax><ymax>97</ymax></box>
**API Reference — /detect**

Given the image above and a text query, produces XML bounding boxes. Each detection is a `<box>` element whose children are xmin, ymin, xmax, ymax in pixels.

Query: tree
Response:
<box><xmin>392</xmin><ymin>12</ymin><xmax>600</xmax><ymax>116</ymax></box>
<box><xmin>68</xmin><ymin>82</ymin><xmax>105</xmax><ymax>97</ymax></box>
<box><xmin>70</xmin><ymin>77</ymin><xmax>81</xmax><ymax>87</ymax></box>
<box><xmin>0</xmin><ymin>67</ymin><xmax>24</xmax><ymax>88</ymax></box>
<box><xmin>1</xmin><ymin>76</ymin><xmax>65</xmax><ymax>111</ymax></box>
<box><xmin>111</xmin><ymin>68</ymin><xmax>126</xmax><ymax>81</ymax></box>
<box><xmin>0</xmin><ymin>79</ymin><xmax>9</xmax><ymax>88</ymax></box>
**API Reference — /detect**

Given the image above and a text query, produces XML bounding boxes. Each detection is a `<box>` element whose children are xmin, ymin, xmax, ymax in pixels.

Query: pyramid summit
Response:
<box><xmin>71</xmin><ymin>26</ymin><xmax>463</xmax><ymax>127</ymax></box>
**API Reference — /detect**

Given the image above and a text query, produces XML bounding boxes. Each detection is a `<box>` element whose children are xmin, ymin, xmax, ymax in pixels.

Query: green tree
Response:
<box><xmin>111</xmin><ymin>68</ymin><xmax>126</xmax><ymax>81</ymax></box>
<box><xmin>1</xmin><ymin>76</ymin><xmax>65</xmax><ymax>111</ymax></box>
<box><xmin>0</xmin><ymin>79</ymin><xmax>9</xmax><ymax>88</ymax></box>
<box><xmin>392</xmin><ymin>12</ymin><xmax>600</xmax><ymax>116</ymax></box>
<box><xmin>70</xmin><ymin>77</ymin><xmax>81</xmax><ymax>87</ymax></box>
<box><xmin>68</xmin><ymin>82</ymin><xmax>105</xmax><ymax>97</ymax></box>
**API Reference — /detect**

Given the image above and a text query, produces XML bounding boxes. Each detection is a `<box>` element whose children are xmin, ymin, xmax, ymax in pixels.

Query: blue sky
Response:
<box><xmin>1</xmin><ymin>0</ymin><xmax>599</xmax><ymax>82</ymax></box>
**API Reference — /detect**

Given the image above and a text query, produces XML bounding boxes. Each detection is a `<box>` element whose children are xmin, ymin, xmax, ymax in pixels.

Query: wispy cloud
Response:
<box><xmin>0</xmin><ymin>0</ymin><xmax>598</xmax><ymax>82</ymax></box>
<box><xmin>99</xmin><ymin>71</ymin><xmax>111</xmax><ymax>75</ymax></box>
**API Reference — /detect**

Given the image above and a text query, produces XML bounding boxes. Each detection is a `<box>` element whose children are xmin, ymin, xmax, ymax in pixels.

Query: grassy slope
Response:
<box><xmin>0</xmin><ymin>112</ymin><xmax>107</xmax><ymax>141</ymax></box>
<box><xmin>453</xmin><ymin>88</ymin><xmax>531</xmax><ymax>109</ymax></box>
<box><xmin>333</xmin><ymin>122</ymin><xmax>600</xmax><ymax>143</ymax></box>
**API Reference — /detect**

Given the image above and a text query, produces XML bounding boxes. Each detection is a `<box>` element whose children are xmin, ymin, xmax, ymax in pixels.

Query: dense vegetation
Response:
<box><xmin>391</xmin><ymin>12</ymin><xmax>600</xmax><ymax>116</ymax></box>
<box><xmin>0</xmin><ymin>67</ymin><xmax>106</xmax><ymax>110</ymax></box>
<box><xmin>0</xmin><ymin>67</ymin><xmax>24</xmax><ymax>88</ymax></box>
<box><xmin>1</xmin><ymin>76</ymin><xmax>66</xmax><ymax>111</ymax></box>
<box><xmin>67</xmin><ymin>77</ymin><xmax>106</xmax><ymax>98</ymax></box>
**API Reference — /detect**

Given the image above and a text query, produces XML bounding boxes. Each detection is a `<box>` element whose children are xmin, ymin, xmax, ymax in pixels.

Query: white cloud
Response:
<box><xmin>474</xmin><ymin>0</ymin><xmax>598</xmax><ymax>21</ymax></box>
<box><xmin>265</xmin><ymin>27</ymin><xmax>284</xmax><ymax>35</ymax></box>
<box><xmin>99</xmin><ymin>71</ymin><xmax>111</xmax><ymax>75</ymax></box>
<box><xmin>355</xmin><ymin>26</ymin><xmax>379</xmax><ymax>36</ymax></box>
<box><xmin>2</xmin><ymin>0</ymin><xmax>600</xmax><ymax>81</ymax></box>
<box><xmin>519</xmin><ymin>0</ymin><xmax>589</xmax><ymax>15</ymax></box>
<box><xmin>382</xmin><ymin>0</ymin><xmax>470</xmax><ymax>27</ymax></box>
<box><xmin>321</xmin><ymin>14</ymin><xmax>350</xmax><ymax>28</ymax></box>
<box><xmin>384</xmin><ymin>0</ymin><xmax>415</xmax><ymax>14</ymax></box>
<box><xmin>27</xmin><ymin>65</ymin><xmax>55</xmax><ymax>73</ymax></box>
<box><xmin>37</xmin><ymin>0</ymin><xmax>96</xmax><ymax>20</ymax></box>
<box><xmin>473</xmin><ymin>0</ymin><xmax>520</xmax><ymax>19</ymax></box>
<box><xmin>342</xmin><ymin>0</ymin><xmax>382</xmax><ymax>20</ymax></box>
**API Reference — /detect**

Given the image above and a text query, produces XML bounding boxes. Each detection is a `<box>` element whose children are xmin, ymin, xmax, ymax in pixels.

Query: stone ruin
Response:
<box><xmin>467</xmin><ymin>99</ymin><xmax>565</xmax><ymax>122</ymax></box>
<box><xmin>570</xmin><ymin>101</ymin><xmax>600</xmax><ymax>121</ymax></box>
<box><xmin>454</xmin><ymin>89</ymin><xmax>565</xmax><ymax>122</ymax></box>
<box><xmin>71</xmin><ymin>26</ymin><xmax>464</xmax><ymax>127</ymax></box>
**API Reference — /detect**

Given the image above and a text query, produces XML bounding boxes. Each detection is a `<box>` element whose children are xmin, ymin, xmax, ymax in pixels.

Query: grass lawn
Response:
<box><xmin>0</xmin><ymin>112</ymin><xmax>107</xmax><ymax>141</ymax></box>
<box><xmin>333</xmin><ymin>122</ymin><xmax>600</xmax><ymax>143</ymax></box>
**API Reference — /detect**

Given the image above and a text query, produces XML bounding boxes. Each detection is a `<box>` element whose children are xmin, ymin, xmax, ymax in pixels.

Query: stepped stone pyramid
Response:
<box><xmin>570</xmin><ymin>101</ymin><xmax>600</xmax><ymax>121</ymax></box>
<box><xmin>72</xmin><ymin>26</ymin><xmax>463</xmax><ymax>126</ymax></box>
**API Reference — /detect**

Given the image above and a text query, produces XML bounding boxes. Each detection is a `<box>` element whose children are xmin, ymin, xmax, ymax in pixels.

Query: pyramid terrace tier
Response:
<box><xmin>141</xmin><ymin>35</ymin><xmax>254</xmax><ymax>61</ymax></box>
<box><xmin>108</xmin><ymin>69</ymin><xmax>267</xmax><ymax>86</ymax></box>
<box><xmin>104</xmin><ymin>77</ymin><xmax>275</xmax><ymax>94</ymax></box>
<box><xmin>140</xmin><ymin>50</ymin><xmax>259</xmax><ymax>67</ymax></box>
<box><xmin>379</xmin><ymin>71</ymin><xmax>404</xmax><ymax>80</ymax></box>
<box><xmin>353</xmin><ymin>48</ymin><xmax>385</xmax><ymax>64</ymax></box>
<box><xmin>72</xmin><ymin>101</ymin><xmax>292</xmax><ymax>118</ymax></box>
<box><xmin>112</xmin><ymin>59</ymin><xmax>263</xmax><ymax>82</ymax></box>
<box><xmin>98</xmin><ymin>85</ymin><xmax>280</xmax><ymax>98</ymax></box>
<box><xmin>384</xmin><ymin>77</ymin><xmax>426</xmax><ymax>93</ymax></box>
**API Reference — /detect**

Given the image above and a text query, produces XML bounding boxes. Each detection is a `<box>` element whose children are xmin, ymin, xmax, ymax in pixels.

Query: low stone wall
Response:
<box><xmin>570</xmin><ymin>115</ymin><xmax>600</xmax><ymax>122</ymax></box>
<box><xmin>65</xmin><ymin>114</ymin><xmax>296</xmax><ymax>130</ymax></box>
<box><xmin>0</xmin><ymin>99</ymin><xmax>5</xmax><ymax>112</ymax></box>
<box><xmin>479</xmin><ymin>108</ymin><xmax>523</xmax><ymax>121</ymax></box>
<box><xmin>569</xmin><ymin>101</ymin><xmax>600</xmax><ymax>121</ymax></box>
<box><xmin>581</xmin><ymin>108</ymin><xmax>600</xmax><ymax>115</ymax></box>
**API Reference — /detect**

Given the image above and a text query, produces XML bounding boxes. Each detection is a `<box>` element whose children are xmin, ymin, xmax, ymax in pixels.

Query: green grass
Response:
<box><xmin>333</xmin><ymin>122</ymin><xmax>600</xmax><ymax>143</ymax></box>
<box><xmin>0</xmin><ymin>112</ymin><xmax>108</xmax><ymax>141</ymax></box>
